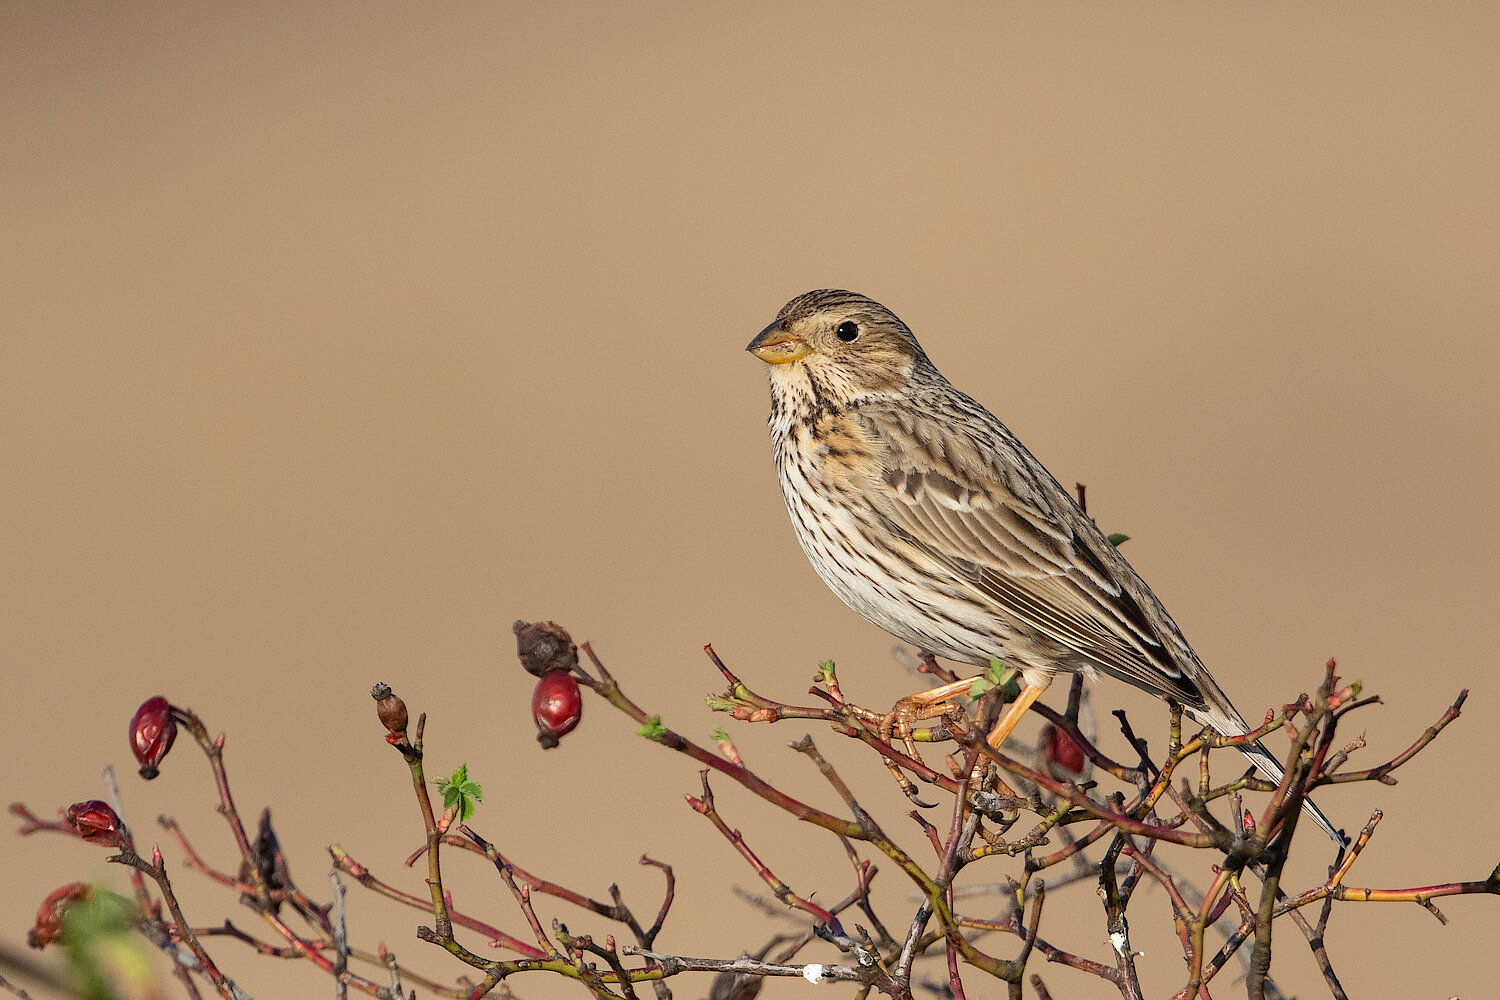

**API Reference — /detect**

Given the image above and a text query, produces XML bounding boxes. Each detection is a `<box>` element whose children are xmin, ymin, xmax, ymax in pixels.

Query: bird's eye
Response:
<box><xmin>835</xmin><ymin>321</ymin><xmax>860</xmax><ymax>342</ymax></box>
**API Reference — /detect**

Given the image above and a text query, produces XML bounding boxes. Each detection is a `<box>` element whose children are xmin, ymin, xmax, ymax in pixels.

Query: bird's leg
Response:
<box><xmin>878</xmin><ymin>677</ymin><xmax>986</xmax><ymax>804</ymax></box>
<box><xmin>986</xmin><ymin>677</ymin><xmax>1052</xmax><ymax>749</ymax></box>
<box><xmin>954</xmin><ymin>678</ymin><xmax>1053</xmax><ymax>794</ymax></box>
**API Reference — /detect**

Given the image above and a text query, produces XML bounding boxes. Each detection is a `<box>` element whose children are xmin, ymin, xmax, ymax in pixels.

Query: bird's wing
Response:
<box><xmin>856</xmin><ymin>403</ymin><xmax>1209</xmax><ymax>709</ymax></box>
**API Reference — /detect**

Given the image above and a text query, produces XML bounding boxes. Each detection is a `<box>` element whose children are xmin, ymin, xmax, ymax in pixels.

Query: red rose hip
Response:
<box><xmin>1041</xmin><ymin>722</ymin><xmax>1088</xmax><ymax>781</ymax></box>
<box><xmin>532</xmin><ymin>670</ymin><xmax>582</xmax><ymax>749</ymax></box>
<box><xmin>130</xmin><ymin>696</ymin><xmax>178</xmax><ymax>779</ymax></box>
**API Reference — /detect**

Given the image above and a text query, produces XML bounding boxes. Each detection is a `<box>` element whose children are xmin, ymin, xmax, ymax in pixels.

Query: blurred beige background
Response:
<box><xmin>3</xmin><ymin>4</ymin><xmax>1497</xmax><ymax>999</ymax></box>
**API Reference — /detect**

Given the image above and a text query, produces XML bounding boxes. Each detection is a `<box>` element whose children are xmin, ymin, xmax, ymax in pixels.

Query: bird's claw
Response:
<box><xmin>873</xmin><ymin>676</ymin><xmax>982</xmax><ymax>806</ymax></box>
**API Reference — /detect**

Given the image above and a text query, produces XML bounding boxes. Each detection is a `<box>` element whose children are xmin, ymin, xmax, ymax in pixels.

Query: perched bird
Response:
<box><xmin>746</xmin><ymin>289</ymin><xmax>1343</xmax><ymax>843</ymax></box>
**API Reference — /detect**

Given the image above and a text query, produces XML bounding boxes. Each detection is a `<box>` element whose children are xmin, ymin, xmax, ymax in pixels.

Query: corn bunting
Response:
<box><xmin>747</xmin><ymin>289</ymin><xmax>1342</xmax><ymax>843</ymax></box>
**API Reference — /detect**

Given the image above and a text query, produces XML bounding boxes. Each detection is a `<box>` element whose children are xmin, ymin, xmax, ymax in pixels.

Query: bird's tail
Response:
<box><xmin>1232</xmin><ymin>736</ymin><xmax>1347</xmax><ymax>846</ymax></box>
<box><xmin>1191</xmin><ymin>702</ymin><xmax>1347</xmax><ymax>846</ymax></box>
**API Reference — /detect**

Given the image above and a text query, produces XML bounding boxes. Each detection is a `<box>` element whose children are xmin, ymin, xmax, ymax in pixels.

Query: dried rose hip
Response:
<box><xmin>28</xmin><ymin>882</ymin><xmax>93</xmax><ymax>949</ymax></box>
<box><xmin>65</xmin><ymin>800</ymin><xmax>124</xmax><ymax>847</ymax></box>
<box><xmin>371</xmin><ymin>682</ymin><xmax>408</xmax><ymax>741</ymax></box>
<box><xmin>513</xmin><ymin>619</ymin><xmax>579</xmax><ymax>677</ymax></box>
<box><xmin>532</xmin><ymin>670</ymin><xmax>582</xmax><ymax>748</ymax></box>
<box><xmin>130</xmin><ymin>696</ymin><xmax>178</xmax><ymax>779</ymax></box>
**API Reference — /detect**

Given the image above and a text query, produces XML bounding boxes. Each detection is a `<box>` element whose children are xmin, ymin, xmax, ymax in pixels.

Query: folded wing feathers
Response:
<box><xmin>859</xmin><ymin>403</ymin><xmax>1349</xmax><ymax>843</ymax></box>
<box><xmin>872</xmin><ymin>413</ymin><xmax>1209</xmax><ymax>708</ymax></box>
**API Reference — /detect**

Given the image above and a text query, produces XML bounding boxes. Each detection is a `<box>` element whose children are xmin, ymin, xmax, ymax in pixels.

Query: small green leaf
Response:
<box><xmin>816</xmin><ymin>660</ymin><xmax>837</xmax><ymax>682</ymax></box>
<box><xmin>713</xmin><ymin>727</ymin><xmax>732</xmax><ymax>744</ymax></box>
<box><xmin>636</xmin><ymin>715</ymin><xmax>667</xmax><ymax>740</ymax></box>
<box><xmin>438</xmin><ymin>764</ymin><xmax>483</xmax><ymax>823</ymax></box>
<box><xmin>1106</xmin><ymin>533</ymin><xmax>1130</xmax><ymax>547</ymax></box>
<box><xmin>705</xmin><ymin>695</ymin><xmax>738</xmax><ymax>713</ymax></box>
<box><xmin>971</xmin><ymin>659</ymin><xmax>1020</xmax><ymax>700</ymax></box>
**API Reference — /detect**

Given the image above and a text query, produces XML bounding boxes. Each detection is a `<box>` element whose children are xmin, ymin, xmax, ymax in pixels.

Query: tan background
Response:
<box><xmin>3</xmin><ymin>5</ymin><xmax>1497</xmax><ymax>999</ymax></box>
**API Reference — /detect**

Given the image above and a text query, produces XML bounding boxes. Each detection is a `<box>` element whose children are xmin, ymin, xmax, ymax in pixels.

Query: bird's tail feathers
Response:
<box><xmin>1233</xmin><ymin>737</ymin><xmax>1347</xmax><ymax>845</ymax></box>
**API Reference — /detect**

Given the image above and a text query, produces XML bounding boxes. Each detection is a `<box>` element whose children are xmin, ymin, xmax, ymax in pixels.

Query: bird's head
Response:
<box><xmin>746</xmin><ymin>290</ymin><xmax>931</xmax><ymax>409</ymax></box>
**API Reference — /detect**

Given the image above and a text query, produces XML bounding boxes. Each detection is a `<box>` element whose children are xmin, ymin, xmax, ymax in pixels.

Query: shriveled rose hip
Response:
<box><xmin>65</xmin><ymin>800</ymin><xmax>124</xmax><ymax>847</ymax></box>
<box><xmin>370</xmin><ymin>682</ymin><xmax>408</xmax><ymax>742</ymax></box>
<box><xmin>514</xmin><ymin>619</ymin><xmax>579</xmax><ymax>677</ymax></box>
<box><xmin>130</xmin><ymin>695</ymin><xmax>178</xmax><ymax>779</ymax></box>
<box><xmin>28</xmin><ymin>882</ymin><xmax>93</xmax><ymax>949</ymax></box>
<box><xmin>532</xmin><ymin>670</ymin><xmax>582</xmax><ymax>749</ymax></box>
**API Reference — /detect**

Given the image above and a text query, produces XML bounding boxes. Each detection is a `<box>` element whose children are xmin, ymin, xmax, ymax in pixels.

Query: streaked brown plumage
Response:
<box><xmin>748</xmin><ymin>289</ymin><xmax>1342</xmax><ymax>843</ymax></box>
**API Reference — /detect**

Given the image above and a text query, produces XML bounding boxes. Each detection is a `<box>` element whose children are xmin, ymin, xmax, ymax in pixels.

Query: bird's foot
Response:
<box><xmin>876</xmin><ymin>676</ymin><xmax>984</xmax><ymax>807</ymax></box>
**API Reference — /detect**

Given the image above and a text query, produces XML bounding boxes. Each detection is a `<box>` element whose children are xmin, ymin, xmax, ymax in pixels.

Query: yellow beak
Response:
<box><xmin>746</xmin><ymin>321</ymin><xmax>813</xmax><ymax>364</ymax></box>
